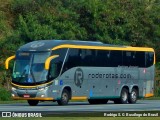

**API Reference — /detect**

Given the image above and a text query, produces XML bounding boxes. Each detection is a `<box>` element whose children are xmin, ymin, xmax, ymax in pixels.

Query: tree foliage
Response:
<box><xmin>0</xmin><ymin>0</ymin><xmax>160</xmax><ymax>90</ymax></box>
<box><xmin>7</xmin><ymin>0</ymin><xmax>160</xmax><ymax>46</ymax></box>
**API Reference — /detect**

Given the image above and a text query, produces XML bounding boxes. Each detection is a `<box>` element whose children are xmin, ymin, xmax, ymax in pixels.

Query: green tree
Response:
<box><xmin>0</xmin><ymin>0</ymin><xmax>160</xmax><ymax>92</ymax></box>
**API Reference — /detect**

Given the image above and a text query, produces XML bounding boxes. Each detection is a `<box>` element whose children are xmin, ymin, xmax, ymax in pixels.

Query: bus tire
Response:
<box><xmin>57</xmin><ymin>89</ymin><xmax>69</xmax><ymax>105</ymax></box>
<box><xmin>88</xmin><ymin>99</ymin><xmax>108</xmax><ymax>104</ymax></box>
<box><xmin>88</xmin><ymin>99</ymin><xmax>97</xmax><ymax>104</ymax></box>
<box><xmin>114</xmin><ymin>88</ymin><xmax>128</xmax><ymax>104</ymax></box>
<box><xmin>128</xmin><ymin>88</ymin><xmax>138</xmax><ymax>104</ymax></box>
<box><xmin>27</xmin><ymin>100</ymin><xmax>39</xmax><ymax>106</ymax></box>
<box><xmin>114</xmin><ymin>99</ymin><xmax>121</xmax><ymax>104</ymax></box>
<box><xmin>98</xmin><ymin>99</ymin><xmax>108</xmax><ymax>104</ymax></box>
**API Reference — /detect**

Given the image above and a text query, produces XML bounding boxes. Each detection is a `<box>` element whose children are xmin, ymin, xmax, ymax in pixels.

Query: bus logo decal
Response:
<box><xmin>74</xmin><ymin>68</ymin><xmax>83</xmax><ymax>87</ymax></box>
<box><xmin>30</xmin><ymin>42</ymin><xmax>45</xmax><ymax>48</ymax></box>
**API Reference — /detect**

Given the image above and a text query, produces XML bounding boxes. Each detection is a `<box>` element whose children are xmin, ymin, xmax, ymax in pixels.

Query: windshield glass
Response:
<box><xmin>12</xmin><ymin>52</ymin><xmax>50</xmax><ymax>85</ymax></box>
<box><xmin>31</xmin><ymin>52</ymin><xmax>49</xmax><ymax>83</ymax></box>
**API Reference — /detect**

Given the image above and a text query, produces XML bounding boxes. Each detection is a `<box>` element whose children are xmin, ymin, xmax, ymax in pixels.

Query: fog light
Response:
<box><xmin>12</xmin><ymin>94</ymin><xmax>15</xmax><ymax>97</ymax></box>
<box><xmin>41</xmin><ymin>95</ymin><xmax>45</xmax><ymax>97</ymax></box>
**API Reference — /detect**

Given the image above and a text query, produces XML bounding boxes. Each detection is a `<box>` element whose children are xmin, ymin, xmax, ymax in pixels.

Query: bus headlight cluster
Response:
<box><xmin>39</xmin><ymin>87</ymin><xmax>47</xmax><ymax>91</ymax></box>
<box><xmin>12</xmin><ymin>87</ymin><xmax>16</xmax><ymax>91</ymax></box>
<box><xmin>12</xmin><ymin>94</ymin><xmax>15</xmax><ymax>97</ymax></box>
<box><xmin>41</xmin><ymin>95</ymin><xmax>45</xmax><ymax>97</ymax></box>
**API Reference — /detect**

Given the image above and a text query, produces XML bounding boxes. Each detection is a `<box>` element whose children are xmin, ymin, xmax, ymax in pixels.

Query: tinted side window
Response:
<box><xmin>109</xmin><ymin>50</ymin><xmax>122</xmax><ymax>67</ymax></box>
<box><xmin>83</xmin><ymin>50</ymin><xmax>122</xmax><ymax>67</ymax></box>
<box><xmin>123</xmin><ymin>51</ymin><xmax>136</xmax><ymax>66</ymax></box>
<box><xmin>95</xmin><ymin>50</ymin><xmax>110</xmax><ymax>67</ymax></box>
<box><xmin>146</xmin><ymin>52</ymin><xmax>154</xmax><ymax>67</ymax></box>
<box><xmin>52</xmin><ymin>48</ymin><xmax>67</xmax><ymax>56</ymax></box>
<box><xmin>49</xmin><ymin>57</ymin><xmax>63</xmax><ymax>79</ymax></box>
<box><xmin>136</xmin><ymin>51</ymin><xmax>145</xmax><ymax>67</ymax></box>
<box><xmin>63</xmin><ymin>48</ymin><xmax>82</xmax><ymax>70</ymax></box>
<box><xmin>48</xmin><ymin>49</ymin><xmax>67</xmax><ymax>78</ymax></box>
<box><xmin>82</xmin><ymin>49</ymin><xmax>94</xmax><ymax>66</ymax></box>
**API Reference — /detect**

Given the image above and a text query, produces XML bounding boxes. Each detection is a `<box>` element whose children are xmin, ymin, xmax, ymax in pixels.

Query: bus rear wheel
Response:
<box><xmin>57</xmin><ymin>89</ymin><xmax>69</xmax><ymax>105</ymax></box>
<box><xmin>114</xmin><ymin>88</ymin><xmax>128</xmax><ymax>104</ymax></box>
<box><xmin>128</xmin><ymin>88</ymin><xmax>138</xmax><ymax>104</ymax></box>
<box><xmin>27</xmin><ymin>100</ymin><xmax>39</xmax><ymax>106</ymax></box>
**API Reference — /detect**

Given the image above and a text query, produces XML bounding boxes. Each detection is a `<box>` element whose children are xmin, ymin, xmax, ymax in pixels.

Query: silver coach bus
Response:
<box><xmin>5</xmin><ymin>40</ymin><xmax>155</xmax><ymax>106</ymax></box>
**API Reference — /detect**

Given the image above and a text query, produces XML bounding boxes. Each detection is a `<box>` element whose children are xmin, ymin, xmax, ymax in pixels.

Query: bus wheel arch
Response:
<box><xmin>114</xmin><ymin>86</ymin><xmax>129</xmax><ymax>104</ymax></box>
<box><xmin>57</xmin><ymin>86</ymin><xmax>72</xmax><ymax>105</ymax></box>
<box><xmin>128</xmin><ymin>86</ymin><xmax>139</xmax><ymax>104</ymax></box>
<box><xmin>63</xmin><ymin>86</ymin><xmax>72</xmax><ymax>99</ymax></box>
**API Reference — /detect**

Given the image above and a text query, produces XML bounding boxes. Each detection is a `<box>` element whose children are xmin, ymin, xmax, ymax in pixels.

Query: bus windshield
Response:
<box><xmin>12</xmin><ymin>52</ymin><xmax>50</xmax><ymax>85</ymax></box>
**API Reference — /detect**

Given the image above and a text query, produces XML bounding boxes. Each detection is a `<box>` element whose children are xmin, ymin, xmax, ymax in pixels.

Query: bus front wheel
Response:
<box><xmin>27</xmin><ymin>100</ymin><xmax>39</xmax><ymax>106</ymax></box>
<box><xmin>57</xmin><ymin>89</ymin><xmax>69</xmax><ymax>105</ymax></box>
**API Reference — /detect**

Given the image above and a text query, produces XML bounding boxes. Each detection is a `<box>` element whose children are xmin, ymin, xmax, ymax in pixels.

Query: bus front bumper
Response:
<box><xmin>12</xmin><ymin>96</ymin><xmax>54</xmax><ymax>101</ymax></box>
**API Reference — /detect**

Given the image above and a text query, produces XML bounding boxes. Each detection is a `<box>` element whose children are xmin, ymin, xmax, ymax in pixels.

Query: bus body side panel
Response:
<box><xmin>53</xmin><ymin>66</ymin><xmax>147</xmax><ymax>100</ymax></box>
<box><xmin>144</xmin><ymin>65</ymin><xmax>155</xmax><ymax>97</ymax></box>
<box><xmin>115</xmin><ymin>66</ymin><xmax>139</xmax><ymax>96</ymax></box>
<box><xmin>48</xmin><ymin>48</ymin><xmax>155</xmax><ymax>100</ymax></box>
<box><xmin>87</xmin><ymin>67</ymin><xmax>117</xmax><ymax>99</ymax></box>
<box><xmin>56</xmin><ymin>67</ymin><xmax>88</xmax><ymax>99</ymax></box>
<box><xmin>137</xmin><ymin>65</ymin><xmax>155</xmax><ymax>98</ymax></box>
<box><xmin>54</xmin><ymin>67</ymin><xmax>119</xmax><ymax>100</ymax></box>
<box><xmin>55</xmin><ymin>66</ymin><xmax>142</xmax><ymax>100</ymax></box>
<box><xmin>28</xmin><ymin>65</ymin><xmax>154</xmax><ymax>100</ymax></box>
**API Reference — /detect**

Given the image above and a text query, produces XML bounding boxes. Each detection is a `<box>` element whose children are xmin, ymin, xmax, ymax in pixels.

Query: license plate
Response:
<box><xmin>23</xmin><ymin>94</ymin><xmax>30</xmax><ymax>98</ymax></box>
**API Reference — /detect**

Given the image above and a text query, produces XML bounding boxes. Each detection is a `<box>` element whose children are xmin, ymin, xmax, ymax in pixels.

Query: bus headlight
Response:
<box><xmin>39</xmin><ymin>87</ymin><xmax>47</xmax><ymax>91</ymax></box>
<box><xmin>12</xmin><ymin>87</ymin><xmax>16</xmax><ymax>91</ymax></box>
<box><xmin>12</xmin><ymin>94</ymin><xmax>15</xmax><ymax>97</ymax></box>
<box><xmin>41</xmin><ymin>95</ymin><xmax>45</xmax><ymax>97</ymax></box>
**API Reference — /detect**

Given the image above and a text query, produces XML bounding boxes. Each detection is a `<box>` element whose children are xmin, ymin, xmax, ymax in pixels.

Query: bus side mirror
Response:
<box><xmin>5</xmin><ymin>55</ymin><xmax>15</xmax><ymax>69</ymax></box>
<box><xmin>45</xmin><ymin>55</ymin><xmax>59</xmax><ymax>70</ymax></box>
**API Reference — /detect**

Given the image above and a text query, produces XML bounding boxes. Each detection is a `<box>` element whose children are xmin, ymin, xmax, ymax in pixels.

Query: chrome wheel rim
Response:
<box><xmin>131</xmin><ymin>91</ymin><xmax>137</xmax><ymax>101</ymax></box>
<box><xmin>62</xmin><ymin>93</ymin><xmax>68</xmax><ymax>102</ymax></box>
<box><xmin>122</xmin><ymin>92</ymin><xmax>127</xmax><ymax>101</ymax></box>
